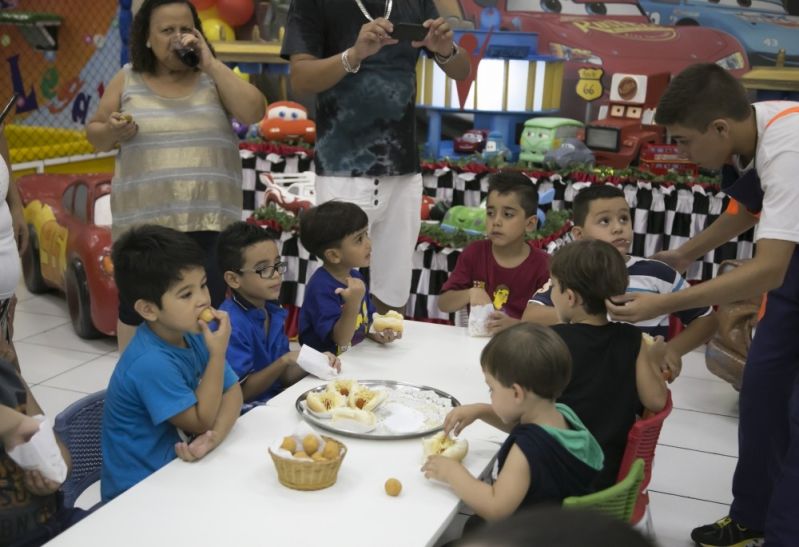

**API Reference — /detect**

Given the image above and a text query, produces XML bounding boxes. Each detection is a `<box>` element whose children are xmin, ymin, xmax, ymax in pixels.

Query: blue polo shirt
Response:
<box><xmin>299</xmin><ymin>267</ymin><xmax>375</xmax><ymax>354</ymax></box>
<box><xmin>101</xmin><ymin>323</ymin><xmax>239</xmax><ymax>501</ymax></box>
<box><xmin>220</xmin><ymin>292</ymin><xmax>290</xmax><ymax>405</ymax></box>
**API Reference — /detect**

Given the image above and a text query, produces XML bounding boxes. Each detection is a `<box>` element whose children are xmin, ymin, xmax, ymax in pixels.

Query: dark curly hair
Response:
<box><xmin>130</xmin><ymin>0</ymin><xmax>216</xmax><ymax>74</ymax></box>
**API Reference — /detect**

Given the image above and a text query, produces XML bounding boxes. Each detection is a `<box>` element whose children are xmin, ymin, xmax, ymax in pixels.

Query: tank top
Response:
<box><xmin>0</xmin><ymin>155</ymin><xmax>20</xmax><ymax>300</ymax></box>
<box><xmin>111</xmin><ymin>64</ymin><xmax>242</xmax><ymax>239</ymax></box>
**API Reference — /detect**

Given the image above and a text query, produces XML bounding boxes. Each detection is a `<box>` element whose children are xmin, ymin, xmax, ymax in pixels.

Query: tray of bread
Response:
<box><xmin>295</xmin><ymin>379</ymin><xmax>460</xmax><ymax>439</ymax></box>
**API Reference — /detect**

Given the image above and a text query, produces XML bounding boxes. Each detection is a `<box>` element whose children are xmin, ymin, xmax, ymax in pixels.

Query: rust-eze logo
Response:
<box><xmin>572</xmin><ymin>20</ymin><xmax>677</xmax><ymax>41</ymax></box>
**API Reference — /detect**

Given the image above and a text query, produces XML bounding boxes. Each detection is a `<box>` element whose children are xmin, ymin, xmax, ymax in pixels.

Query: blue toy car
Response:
<box><xmin>639</xmin><ymin>0</ymin><xmax>799</xmax><ymax>67</ymax></box>
<box><xmin>481</xmin><ymin>131</ymin><xmax>512</xmax><ymax>162</ymax></box>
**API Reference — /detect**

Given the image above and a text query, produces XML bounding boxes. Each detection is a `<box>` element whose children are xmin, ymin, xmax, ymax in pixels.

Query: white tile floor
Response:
<box><xmin>11</xmin><ymin>280</ymin><xmax>741</xmax><ymax>546</ymax></box>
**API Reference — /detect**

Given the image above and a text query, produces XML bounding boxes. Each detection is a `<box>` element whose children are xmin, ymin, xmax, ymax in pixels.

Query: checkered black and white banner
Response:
<box><xmin>241</xmin><ymin>153</ymin><xmax>754</xmax><ymax>322</ymax></box>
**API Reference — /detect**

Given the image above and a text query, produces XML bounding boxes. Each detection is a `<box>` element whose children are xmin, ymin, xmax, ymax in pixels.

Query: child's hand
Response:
<box><xmin>648</xmin><ymin>336</ymin><xmax>681</xmax><ymax>382</ymax></box>
<box><xmin>486</xmin><ymin>311</ymin><xmax>519</xmax><ymax>335</ymax></box>
<box><xmin>422</xmin><ymin>455</ymin><xmax>461</xmax><ymax>483</ymax></box>
<box><xmin>469</xmin><ymin>287</ymin><xmax>492</xmax><ymax>307</ymax></box>
<box><xmin>443</xmin><ymin>404</ymin><xmax>482</xmax><ymax>436</ymax></box>
<box><xmin>368</xmin><ymin>330</ymin><xmax>400</xmax><ymax>344</ymax></box>
<box><xmin>324</xmin><ymin>352</ymin><xmax>342</xmax><ymax>373</ymax></box>
<box><xmin>334</xmin><ymin>276</ymin><xmax>366</xmax><ymax>303</ymax></box>
<box><xmin>280</xmin><ymin>350</ymin><xmax>300</xmax><ymax>367</ymax></box>
<box><xmin>23</xmin><ymin>469</ymin><xmax>62</xmax><ymax>496</ymax></box>
<box><xmin>175</xmin><ymin>431</ymin><xmax>217</xmax><ymax>462</ymax></box>
<box><xmin>200</xmin><ymin>308</ymin><xmax>230</xmax><ymax>358</ymax></box>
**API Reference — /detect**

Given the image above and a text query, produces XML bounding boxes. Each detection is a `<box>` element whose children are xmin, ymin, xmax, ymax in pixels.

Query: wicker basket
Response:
<box><xmin>269</xmin><ymin>436</ymin><xmax>347</xmax><ymax>491</ymax></box>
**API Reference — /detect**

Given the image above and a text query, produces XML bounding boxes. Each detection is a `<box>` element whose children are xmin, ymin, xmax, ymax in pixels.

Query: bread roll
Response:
<box><xmin>348</xmin><ymin>387</ymin><xmax>387</xmax><ymax>411</ymax></box>
<box><xmin>306</xmin><ymin>390</ymin><xmax>346</xmax><ymax>414</ymax></box>
<box><xmin>330</xmin><ymin>407</ymin><xmax>377</xmax><ymax>427</ymax></box>
<box><xmin>422</xmin><ymin>432</ymin><xmax>469</xmax><ymax>462</ymax></box>
<box><xmin>372</xmin><ymin>311</ymin><xmax>404</xmax><ymax>333</ymax></box>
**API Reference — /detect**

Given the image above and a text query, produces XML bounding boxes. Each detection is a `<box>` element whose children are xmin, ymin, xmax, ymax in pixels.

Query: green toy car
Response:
<box><xmin>519</xmin><ymin>118</ymin><xmax>584</xmax><ymax>166</ymax></box>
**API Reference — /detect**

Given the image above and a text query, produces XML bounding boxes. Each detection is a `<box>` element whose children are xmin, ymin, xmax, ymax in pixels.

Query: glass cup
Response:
<box><xmin>171</xmin><ymin>34</ymin><xmax>199</xmax><ymax>68</ymax></box>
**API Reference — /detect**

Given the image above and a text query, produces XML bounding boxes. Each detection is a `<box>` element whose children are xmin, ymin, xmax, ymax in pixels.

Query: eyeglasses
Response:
<box><xmin>239</xmin><ymin>261</ymin><xmax>288</xmax><ymax>279</ymax></box>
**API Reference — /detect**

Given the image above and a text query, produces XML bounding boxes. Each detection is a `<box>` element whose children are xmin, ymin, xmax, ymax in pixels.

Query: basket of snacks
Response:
<box><xmin>268</xmin><ymin>433</ymin><xmax>347</xmax><ymax>491</ymax></box>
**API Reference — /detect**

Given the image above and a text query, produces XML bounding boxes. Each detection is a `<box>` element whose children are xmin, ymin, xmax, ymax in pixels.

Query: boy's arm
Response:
<box><xmin>437</xmin><ymin>288</ymin><xmax>471</xmax><ymax>313</ymax></box>
<box><xmin>175</xmin><ymin>382</ymin><xmax>243</xmax><ymax>462</ymax></box>
<box><xmin>635</xmin><ymin>337</ymin><xmax>668</xmax><ymax>413</ymax></box>
<box><xmin>171</xmin><ymin>311</ymin><xmax>231</xmax><ymax>433</ymax></box>
<box><xmin>665</xmin><ymin>312</ymin><xmax>718</xmax><ymax>373</ymax></box>
<box><xmin>423</xmin><ymin>444</ymin><xmax>530</xmax><ymax>521</ymax></box>
<box><xmin>330</xmin><ymin>276</ymin><xmax>366</xmax><ymax>349</ymax></box>
<box><xmin>521</xmin><ymin>302</ymin><xmax>559</xmax><ymax>326</ymax></box>
<box><xmin>609</xmin><ymin>238</ymin><xmax>795</xmax><ymax>323</ymax></box>
<box><xmin>240</xmin><ymin>352</ymin><xmax>297</xmax><ymax>402</ymax></box>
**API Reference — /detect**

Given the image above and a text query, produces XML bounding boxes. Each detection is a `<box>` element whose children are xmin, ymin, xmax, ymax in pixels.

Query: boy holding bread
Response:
<box><xmin>299</xmin><ymin>201</ymin><xmax>402</xmax><ymax>354</ymax></box>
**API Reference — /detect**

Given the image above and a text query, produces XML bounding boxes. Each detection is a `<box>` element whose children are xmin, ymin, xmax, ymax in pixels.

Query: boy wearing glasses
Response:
<box><xmin>217</xmin><ymin>222</ymin><xmax>340</xmax><ymax>408</ymax></box>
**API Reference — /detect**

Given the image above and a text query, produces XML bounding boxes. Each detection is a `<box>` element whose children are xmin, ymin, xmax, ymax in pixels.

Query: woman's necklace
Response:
<box><xmin>353</xmin><ymin>0</ymin><xmax>393</xmax><ymax>22</ymax></box>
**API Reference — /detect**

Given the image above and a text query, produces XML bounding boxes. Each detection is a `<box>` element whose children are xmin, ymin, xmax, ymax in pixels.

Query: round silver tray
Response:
<box><xmin>295</xmin><ymin>379</ymin><xmax>461</xmax><ymax>440</ymax></box>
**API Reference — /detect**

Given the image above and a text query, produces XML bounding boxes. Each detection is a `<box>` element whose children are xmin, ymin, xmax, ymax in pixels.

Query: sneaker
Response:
<box><xmin>691</xmin><ymin>516</ymin><xmax>764</xmax><ymax>547</ymax></box>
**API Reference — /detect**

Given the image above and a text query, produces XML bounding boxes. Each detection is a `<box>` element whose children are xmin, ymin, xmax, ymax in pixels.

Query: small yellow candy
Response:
<box><xmin>385</xmin><ymin>478</ymin><xmax>402</xmax><ymax>497</ymax></box>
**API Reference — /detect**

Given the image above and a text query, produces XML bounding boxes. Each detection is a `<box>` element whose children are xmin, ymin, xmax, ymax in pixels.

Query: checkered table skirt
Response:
<box><xmin>241</xmin><ymin>152</ymin><xmax>755</xmax><ymax>321</ymax></box>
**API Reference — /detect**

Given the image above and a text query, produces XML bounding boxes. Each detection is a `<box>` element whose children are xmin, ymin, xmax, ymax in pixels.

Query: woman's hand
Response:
<box><xmin>106</xmin><ymin>112</ymin><xmax>138</xmax><ymax>145</ymax></box>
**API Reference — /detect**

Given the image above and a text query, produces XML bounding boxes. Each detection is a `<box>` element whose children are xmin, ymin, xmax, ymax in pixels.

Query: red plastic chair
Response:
<box><xmin>616</xmin><ymin>390</ymin><xmax>673</xmax><ymax>528</ymax></box>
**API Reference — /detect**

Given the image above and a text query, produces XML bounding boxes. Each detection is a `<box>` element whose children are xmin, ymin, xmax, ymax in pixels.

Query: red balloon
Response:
<box><xmin>190</xmin><ymin>0</ymin><xmax>217</xmax><ymax>10</ymax></box>
<box><xmin>217</xmin><ymin>0</ymin><xmax>254</xmax><ymax>27</ymax></box>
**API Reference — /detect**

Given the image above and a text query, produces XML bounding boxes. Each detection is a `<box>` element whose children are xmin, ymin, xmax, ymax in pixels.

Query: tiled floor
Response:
<box><xmin>12</xmin><ymin>280</ymin><xmax>741</xmax><ymax>546</ymax></box>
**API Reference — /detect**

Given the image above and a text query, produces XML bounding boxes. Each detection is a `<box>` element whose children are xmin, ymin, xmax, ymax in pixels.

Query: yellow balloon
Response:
<box><xmin>233</xmin><ymin>66</ymin><xmax>249</xmax><ymax>82</ymax></box>
<box><xmin>202</xmin><ymin>17</ymin><xmax>234</xmax><ymax>41</ymax></box>
<box><xmin>197</xmin><ymin>6</ymin><xmax>220</xmax><ymax>20</ymax></box>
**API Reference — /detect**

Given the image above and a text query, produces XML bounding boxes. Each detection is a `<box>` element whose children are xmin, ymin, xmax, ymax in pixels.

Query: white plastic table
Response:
<box><xmin>46</xmin><ymin>321</ymin><xmax>505</xmax><ymax>547</ymax></box>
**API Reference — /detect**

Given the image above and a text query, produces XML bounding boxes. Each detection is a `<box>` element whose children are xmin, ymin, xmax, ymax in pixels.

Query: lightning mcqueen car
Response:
<box><xmin>18</xmin><ymin>174</ymin><xmax>117</xmax><ymax>339</ymax></box>
<box><xmin>436</xmin><ymin>0</ymin><xmax>748</xmax><ymax>117</ymax></box>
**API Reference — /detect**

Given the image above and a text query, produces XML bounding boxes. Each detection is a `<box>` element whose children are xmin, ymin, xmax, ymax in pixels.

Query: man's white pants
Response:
<box><xmin>315</xmin><ymin>174</ymin><xmax>423</xmax><ymax>308</ymax></box>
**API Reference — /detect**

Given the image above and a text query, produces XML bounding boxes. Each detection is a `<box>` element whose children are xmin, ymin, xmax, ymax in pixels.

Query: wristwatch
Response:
<box><xmin>434</xmin><ymin>44</ymin><xmax>459</xmax><ymax>65</ymax></box>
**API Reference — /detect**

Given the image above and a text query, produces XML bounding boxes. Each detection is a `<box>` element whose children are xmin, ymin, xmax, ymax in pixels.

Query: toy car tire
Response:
<box><xmin>66</xmin><ymin>261</ymin><xmax>101</xmax><ymax>339</ymax></box>
<box><xmin>22</xmin><ymin>227</ymin><xmax>50</xmax><ymax>294</ymax></box>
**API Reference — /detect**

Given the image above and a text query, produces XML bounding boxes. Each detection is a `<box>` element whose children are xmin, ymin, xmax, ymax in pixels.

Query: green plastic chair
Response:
<box><xmin>562</xmin><ymin>458</ymin><xmax>645</xmax><ymax>523</ymax></box>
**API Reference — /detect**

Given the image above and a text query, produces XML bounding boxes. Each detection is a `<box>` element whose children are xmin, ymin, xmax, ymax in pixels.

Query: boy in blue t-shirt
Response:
<box><xmin>101</xmin><ymin>226</ymin><xmax>243</xmax><ymax>502</ymax></box>
<box><xmin>216</xmin><ymin>222</ymin><xmax>340</xmax><ymax>408</ymax></box>
<box><xmin>524</xmin><ymin>185</ymin><xmax>718</xmax><ymax>381</ymax></box>
<box><xmin>299</xmin><ymin>201</ymin><xmax>401</xmax><ymax>354</ymax></box>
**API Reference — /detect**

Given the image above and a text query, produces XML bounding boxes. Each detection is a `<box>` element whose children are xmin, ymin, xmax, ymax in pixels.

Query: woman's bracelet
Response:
<box><xmin>341</xmin><ymin>49</ymin><xmax>361</xmax><ymax>74</ymax></box>
<box><xmin>434</xmin><ymin>44</ymin><xmax>459</xmax><ymax>65</ymax></box>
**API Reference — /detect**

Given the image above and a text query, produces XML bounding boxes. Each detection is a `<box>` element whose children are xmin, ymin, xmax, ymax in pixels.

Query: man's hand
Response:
<box><xmin>175</xmin><ymin>431</ymin><xmax>217</xmax><ymax>462</ymax></box>
<box><xmin>334</xmin><ymin>276</ymin><xmax>366</xmax><ymax>303</ymax></box>
<box><xmin>349</xmin><ymin>18</ymin><xmax>397</xmax><ymax>66</ymax></box>
<box><xmin>486</xmin><ymin>311</ymin><xmax>519</xmax><ymax>335</ymax></box>
<box><xmin>422</xmin><ymin>455</ymin><xmax>461</xmax><ymax>483</ymax></box>
<box><xmin>647</xmin><ymin>336</ymin><xmax>682</xmax><ymax>382</ymax></box>
<box><xmin>324</xmin><ymin>352</ymin><xmax>342</xmax><ymax>373</ymax></box>
<box><xmin>606</xmin><ymin>292</ymin><xmax>668</xmax><ymax>324</ymax></box>
<box><xmin>23</xmin><ymin>469</ymin><xmax>61</xmax><ymax>496</ymax></box>
<box><xmin>414</xmin><ymin>17</ymin><xmax>455</xmax><ymax>56</ymax></box>
<box><xmin>650</xmin><ymin>249</ymin><xmax>693</xmax><ymax>276</ymax></box>
<box><xmin>200</xmin><ymin>308</ymin><xmax>231</xmax><ymax>359</ymax></box>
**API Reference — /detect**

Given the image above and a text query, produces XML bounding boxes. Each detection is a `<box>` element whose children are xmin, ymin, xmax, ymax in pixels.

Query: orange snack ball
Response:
<box><xmin>385</xmin><ymin>478</ymin><xmax>402</xmax><ymax>497</ymax></box>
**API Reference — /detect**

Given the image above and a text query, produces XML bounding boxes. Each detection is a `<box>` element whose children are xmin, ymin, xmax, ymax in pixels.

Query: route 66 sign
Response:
<box><xmin>576</xmin><ymin>67</ymin><xmax>605</xmax><ymax>102</ymax></box>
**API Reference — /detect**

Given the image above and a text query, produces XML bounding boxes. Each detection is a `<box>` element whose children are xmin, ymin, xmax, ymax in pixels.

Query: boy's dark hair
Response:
<box><xmin>112</xmin><ymin>225</ymin><xmax>206</xmax><ymax>308</ymax></box>
<box><xmin>550</xmin><ymin>239</ymin><xmax>628</xmax><ymax>316</ymax></box>
<box><xmin>130</xmin><ymin>0</ymin><xmax>216</xmax><ymax>75</ymax></box>
<box><xmin>655</xmin><ymin>63</ymin><xmax>751</xmax><ymax>131</ymax></box>
<box><xmin>572</xmin><ymin>185</ymin><xmax>626</xmax><ymax>227</ymax></box>
<box><xmin>217</xmin><ymin>221</ymin><xmax>277</xmax><ymax>276</ymax></box>
<box><xmin>299</xmin><ymin>201</ymin><xmax>369</xmax><ymax>259</ymax></box>
<box><xmin>480</xmin><ymin>323</ymin><xmax>572</xmax><ymax>400</ymax></box>
<box><xmin>487</xmin><ymin>171</ymin><xmax>539</xmax><ymax>218</ymax></box>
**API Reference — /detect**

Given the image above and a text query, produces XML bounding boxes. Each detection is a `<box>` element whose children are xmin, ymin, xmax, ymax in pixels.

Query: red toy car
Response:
<box><xmin>437</xmin><ymin>0</ymin><xmax>748</xmax><ymax>118</ymax></box>
<box><xmin>18</xmin><ymin>174</ymin><xmax>117</xmax><ymax>339</ymax></box>
<box><xmin>639</xmin><ymin>143</ymin><xmax>699</xmax><ymax>176</ymax></box>
<box><xmin>454</xmin><ymin>129</ymin><xmax>489</xmax><ymax>153</ymax></box>
<box><xmin>258</xmin><ymin>101</ymin><xmax>316</xmax><ymax>144</ymax></box>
